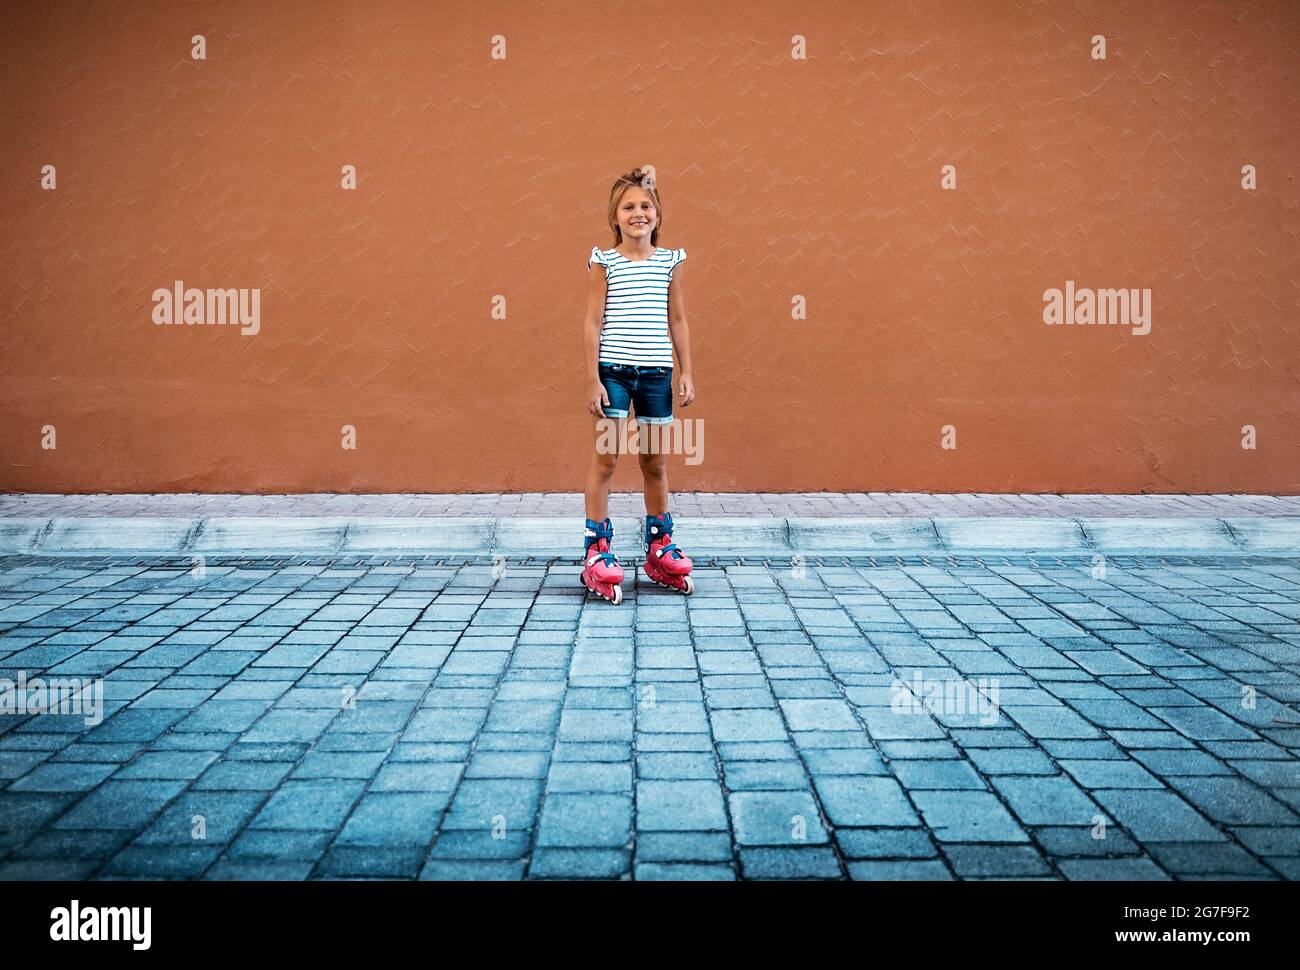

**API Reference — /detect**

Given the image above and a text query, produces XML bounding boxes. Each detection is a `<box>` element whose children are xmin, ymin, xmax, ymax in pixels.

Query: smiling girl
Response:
<box><xmin>579</xmin><ymin>166</ymin><xmax>696</xmax><ymax>605</ymax></box>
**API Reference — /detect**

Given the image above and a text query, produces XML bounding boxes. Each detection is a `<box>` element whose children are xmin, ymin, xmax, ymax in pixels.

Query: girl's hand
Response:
<box><xmin>678</xmin><ymin>373</ymin><xmax>696</xmax><ymax>408</ymax></box>
<box><xmin>586</xmin><ymin>380</ymin><xmax>609</xmax><ymax>417</ymax></box>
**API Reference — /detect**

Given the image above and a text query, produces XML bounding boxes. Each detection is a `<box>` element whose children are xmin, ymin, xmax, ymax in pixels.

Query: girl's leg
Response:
<box><xmin>637</xmin><ymin>422</ymin><xmax>693</xmax><ymax>594</ymax></box>
<box><xmin>637</xmin><ymin>422</ymin><xmax>668</xmax><ymax>517</ymax></box>
<box><xmin>585</xmin><ymin>416</ymin><xmax>624</xmax><ymax>520</ymax></box>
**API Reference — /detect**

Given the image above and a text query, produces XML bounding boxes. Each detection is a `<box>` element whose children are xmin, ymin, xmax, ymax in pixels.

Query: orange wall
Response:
<box><xmin>2</xmin><ymin>0</ymin><xmax>1297</xmax><ymax>494</ymax></box>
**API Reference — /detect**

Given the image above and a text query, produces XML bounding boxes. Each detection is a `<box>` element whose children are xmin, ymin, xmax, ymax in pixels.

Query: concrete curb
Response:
<box><xmin>0</xmin><ymin>516</ymin><xmax>1297</xmax><ymax>558</ymax></box>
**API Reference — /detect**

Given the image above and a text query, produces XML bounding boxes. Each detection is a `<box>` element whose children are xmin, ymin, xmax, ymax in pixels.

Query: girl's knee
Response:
<box><xmin>638</xmin><ymin>451</ymin><xmax>666</xmax><ymax>474</ymax></box>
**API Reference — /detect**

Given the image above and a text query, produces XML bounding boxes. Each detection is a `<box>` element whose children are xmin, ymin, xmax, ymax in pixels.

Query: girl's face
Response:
<box><xmin>617</xmin><ymin>187</ymin><xmax>657</xmax><ymax>240</ymax></box>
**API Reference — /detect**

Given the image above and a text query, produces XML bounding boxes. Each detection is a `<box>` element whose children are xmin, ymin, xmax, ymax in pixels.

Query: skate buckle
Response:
<box><xmin>587</xmin><ymin>546</ymin><xmax>618</xmax><ymax>568</ymax></box>
<box><xmin>654</xmin><ymin>542</ymin><xmax>681</xmax><ymax>559</ymax></box>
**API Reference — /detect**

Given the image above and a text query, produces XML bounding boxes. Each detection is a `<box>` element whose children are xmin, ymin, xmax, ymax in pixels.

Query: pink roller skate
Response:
<box><xmin>580</xmin><ymin>516</ymin><xmax>624</xmax><ymax>605</ymax></box>
<box><xmin>641</xmin><ymin>512</ymin><xmax>694</xmax><ymax>594</ymax></box>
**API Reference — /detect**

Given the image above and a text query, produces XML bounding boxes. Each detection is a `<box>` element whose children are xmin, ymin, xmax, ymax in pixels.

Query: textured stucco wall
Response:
<box><xmin>2</xmin><ymin>0</ymin><xmax>1297</xmax><ymax>493</ymax></box>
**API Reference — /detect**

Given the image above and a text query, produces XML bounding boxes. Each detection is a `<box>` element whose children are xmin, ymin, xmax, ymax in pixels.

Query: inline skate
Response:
<box><xmin>580</xmin><ymin>516</ymin><xmax>624</xmax><ymax>605</ymax></box>
<box><xmin>641</xmin><ymin>512</ymin><xmax>694</xmax><ymax>594</ymax></box>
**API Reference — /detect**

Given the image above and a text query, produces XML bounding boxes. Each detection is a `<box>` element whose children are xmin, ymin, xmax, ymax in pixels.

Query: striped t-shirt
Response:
<box><xmin>588</xmin><ymin>245</ymin><xmax>687</xmax><ymax>367</ymax></box>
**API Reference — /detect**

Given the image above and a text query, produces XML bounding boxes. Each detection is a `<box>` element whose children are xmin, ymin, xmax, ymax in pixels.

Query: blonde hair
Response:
<box><xmin>607</xmin><ymin>166</ymin><xmax>663</xmax><ymax>247</ymax></box>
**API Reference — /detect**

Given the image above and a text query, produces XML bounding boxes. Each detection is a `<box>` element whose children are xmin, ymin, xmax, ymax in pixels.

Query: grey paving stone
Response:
<box><xmin>291</xmin><ymin>750</ymin><xmax>389</xmax><ymax>780</ymax></box>
<box><xmin>1229</xmin><ymin>826</ymin><xmax>1300</xmax><ymax>857</ymax></box>
<box><xmin>0</xmin><ymin>857</ymin><xmax>103</xmax><ymax>879</ymax></box>
<box><xmin>847</xmin><ymin>859</ymin><xmax>953</xmax><ymax>880</ymax></box>
<box><xmin>1003</xmin><ymin>706</ymin><xmax>1104</xmax><ymax>740</ymax></box>
<box><xmin>636</xmin><ymin>780</ymin><xmax>727</xmax><ymax>831</ymax></box>
<box><xmin>529</xmin><ymin>847</ymin><xmax>630</xmax><ymax>879</ymax></box>
<box><xmin>1057</xmin><ymin>857</ymin><xmax>1171</xmax><ymax>880</ymax></box>
<box><xmin>1144</xmin><ymin>842</ymin><xmax>1275</xmax><ymax>877</ymax></box>
<box><xmin>636</xmin><ymin>732</ymin><xmax>712</xmax><ymax>753</ymax></box>
<box><xmin>536</xmin><ymin>793</ymin><xmax>632</xmax><ymax>848</ymax></box>
<box><xmin>943</xmin><ymin>844</ymin><xmax>1054</xmax><ymax>877</ymax></box>
<box><xmin>102</xmin><ymin>844</ymin><xmax>224</xmax><ymax>878</ymax></box>
<box><xmin>135</xmin><ymin>791</ymin><xmax>264</xmax><ymax>845</ymax></box>
<box><xmin>637</xmin><ymin>752</ymin><xmax>717</xmax><ymax>781</ymax></box>
<box><xmin>889</xmin><ymin>759</ymin><xmax>987</xmax><ymax>790</ymax></box>
<box><xmin>723</xmin><ymin>760</ymin><xmax>808</xmax><ymax>790</ymax></box>
<box><xmin>1090</xmin><ymin>790</ymin><xmax>1227</xmax><ymax>843</ymax></box>
<box><xmin>464</xmin><ymin>751</ymin><xmax>550</xmax><ymax>779</ymax></box>
<box><xmin>9</xmin><ymin>828</ymin><xmax>131</xmax><ymax>861</ymax></box>
<box><xmin>545</xmin><ymin>762</ymin><xmax>632</xmax><ymax>793</ymax></box>
<box><xmin>1032</xmin><ymin>826</ymin><xmax>1141</xmax><ymax>858</ymax></box>
<box><xmin>420</xmin><ymin>859</ymin><xmax>526</xmax><ymax>880</ymax></box>
<box><xmin>635</xmin><ymin>831</ymin><xmax>732</xmax><ymax>863</ymax></box>
<box><xmin>247</xmin><ymin>781</ymin><xmax>365</xmax><ymax>832</ymax></box>
<box><xmin>779</xmin><ymin>699</ymin><xmax>859</xmax><ymax>732</ymax></box>
<box><xmin>910</xmin><ymin>791</ymin><xmax>1030</xmax><ymax>843</ymax></box>
<box><xmin>963</xmin><ymin>747</ymin><xmax>1057</xmax><ymax>775</ymax></box>
<box><xmin>52</xmin><ymin>780</ymin><xmax>188</xmax><ymax>831</ymax></box>
<box><xmin>634</xmin><ymin>862</ymin><xmax>735</xmax><ymax>880</ymax></box>
<box><xmin>115</xmin><ymin>750</ymin><xmax>220</xmax><ymax>780</ymax></box>
<box><xmin>794</xmin><ymin>730</ymin><xmax>875</xmax><ymax>750</ymax></box>
<box><xmin>1151</xmin><ymin>706</ymin><xmax>1259</xmax><ymax>741</ymax></box>
<box><xmin>1160</xmin><ymin>776</ymin><xmax>1298</xmax><ymax>825</ymax></box>
<box><xmin>336</xmin><ymin>793</ymin><xmax>443</xmax><ymax>846</ymax></box>
<box><xmin>441</xmin><ymin>778</ymin><xmax>542</xmax><ymax>830</ymax></box>
<box><xmin>738</xmin><ymin>846</ymin><xmax>842</xmax><ymax>879</ymax></box>
<box><xmin>834</xmin><ymin>827</ymin><xmax>938</xmax><ymax>859</ymax></box>
<box><xmin>801</xmin><ymin>748</ymin><xmax>888</xmax><ymax>775</ymax></box>
<box><xmin>709</xmin><ymin>709</ymin><xmax>788</xmax><ymax>742</ymax></box>
<box><xmin>193</xmin><ymin>760</ymin><xmax>293</xmax><ymax>791</ymax></box>
<box><xmin>426</xmin><ymin>829</ymin><xmax>531</xmax><ymax>860</ymax></box>
<box><xmin>878</xmin><ymin>740</ymin><xmax>963</xmax><ymax>760</ymax></box>
<box><xmin>8</xmin><ymin>762</ymin><xmax>117</xmax><ymax>792</ymax></box>
<box><xmin>988</xmin><ymin>775</ymin><xmax>1102</xmax><ymax>826</ymax></box>
<box><xmin>1130</xmin><ymin>749</ymin><xmax>1234</xmax><ymax>777</ymax></box>
<box><xmin>558</xmin><ymin>709</ymin><xmax>633</xmax><ymax>742</ymax></box>
<box><xmin>203</xmin><ymin>859</ymin><xmax>316</xmax><ymax>880</ymax></box>
<box><xmin>729</xmin><ymin>790</ymin><xmax>828</xmax><ymax>845</ymax></box>
<box><xmin>812</xmin><ymin>776</ymin><xmax>920</xmax><ymax>827</ymax></box>
<box><xmin>317</xmin><ymin>845</ymin><xmax>425</xmax><ymax>877</ymax></box>
<box><xmin>1040</xmin><ymin>739</ymin><xmax>1125</xmax><ymax>759</ymax></box>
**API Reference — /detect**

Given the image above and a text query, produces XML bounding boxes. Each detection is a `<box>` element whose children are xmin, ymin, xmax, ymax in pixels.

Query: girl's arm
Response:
<box><xmin>584</xmin><ymin>262</ymin><xmax>608</xmax><ymax>384</ymax></box>
<box><xmin>667</xmin><ymin>267</ymin><xmax>695</xmax><ymax>406</ymax></box>
<box><xmin>584</xmin><ymin>261</ymin><xmax>610</xmax><ymax>415</ymax></box>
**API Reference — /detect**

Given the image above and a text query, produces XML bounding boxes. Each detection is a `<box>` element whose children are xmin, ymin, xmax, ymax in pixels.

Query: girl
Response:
<box><xmin>580</xmin><ymin>166</ymin><xmax>696</xmax><ymax>605</ymax></box>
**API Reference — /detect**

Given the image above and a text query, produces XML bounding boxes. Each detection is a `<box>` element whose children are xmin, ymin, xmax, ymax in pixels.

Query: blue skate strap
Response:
<box><xmin>589</xmin><ymin>547</ymin><xmax>619</xmax><ymax>567</ymax></box>
<box><xmin>585</xmin><ymin>531</ymin><xmax>618</xmax><ymax>567</ymax></box>
<box><xmin>646</xmin><ymin>519</ymin><xmax>682</xmax><ymax>560</ymax></box>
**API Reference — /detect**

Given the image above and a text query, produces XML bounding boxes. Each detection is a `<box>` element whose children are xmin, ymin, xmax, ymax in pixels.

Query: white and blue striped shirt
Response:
<box><xmin>588</xmin><ymin>245</ymin><xmax>686</xmax><ymax>367</ymax></box>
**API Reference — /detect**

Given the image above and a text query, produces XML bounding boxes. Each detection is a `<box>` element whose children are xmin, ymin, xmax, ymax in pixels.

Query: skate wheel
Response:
<box><xmin>611</xmin><ymin>584</ymin><xmax>623</xmax><ymax>606</ymax></box>
<box><xmin>682</xmin><ymin>574</ymin><xmax>694</xmax><ymax>595</ymax></box>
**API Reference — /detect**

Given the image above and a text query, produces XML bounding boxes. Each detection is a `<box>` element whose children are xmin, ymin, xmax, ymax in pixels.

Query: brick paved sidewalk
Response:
<box><xmin>4</xmin><ymin>493</ymin><xmax>1299</xmax><ymax>517</ymax></box>
<box><xmin>1</xmin><ymin>552</ymin><xmax>1297</xmax><ymax>880</ymax></box>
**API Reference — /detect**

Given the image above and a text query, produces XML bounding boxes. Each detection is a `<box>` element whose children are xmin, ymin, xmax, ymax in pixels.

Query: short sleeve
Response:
<box><xmin>587</xmin><ymin>246</ymin><xmax>607</xmax><ymax>273</ymax></box>
<box><xmin>669</xmin><ymin>247</ymin><xmax>687</xmax><ymax>279</ymax></box>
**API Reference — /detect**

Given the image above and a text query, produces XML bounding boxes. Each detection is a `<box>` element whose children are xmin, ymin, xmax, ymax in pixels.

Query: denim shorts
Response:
<box><xmin>597</xmin><ymin>362</ymin><xmax>673</xmax><ymax>424</ymax></box>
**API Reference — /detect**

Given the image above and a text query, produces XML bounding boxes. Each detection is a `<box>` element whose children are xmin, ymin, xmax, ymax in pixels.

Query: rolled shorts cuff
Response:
<box><xmin>635</xmin><ymin>415</ymin><xmax>674</xmax><ymax>425</ymax></box>
<box><xmin>600</xmin><ymin>408</ymin><xmax>630</xmax><ymax>418</ymax></box>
